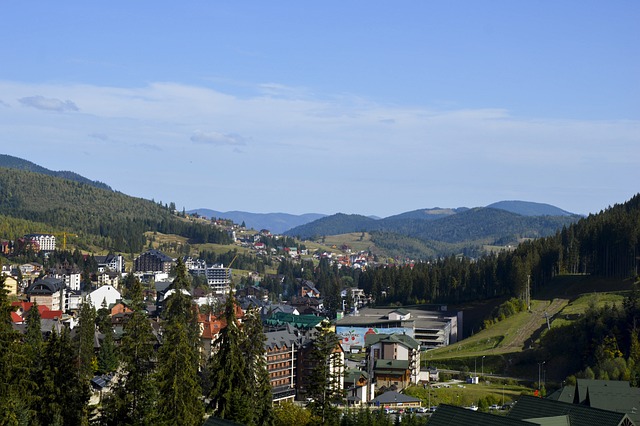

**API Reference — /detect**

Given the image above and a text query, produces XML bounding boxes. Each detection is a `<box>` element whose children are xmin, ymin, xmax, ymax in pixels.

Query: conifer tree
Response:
<box><xmin>23</xmin><ymin>301</ymin><xmax>44</xmax><ymax>420</ymax></box>
<box><xmin>240</xmin><ymin>305</ymin><xmax>274</xmax><ymax>425</ymax></box>
<box><xmin>100</xmin><ymin>275</ymin><xmax>158</xmax><ymax>425</ymax></box>
<box><xmin>97</xmin><ymin>327</ymin><xmax>118</xmax><ymax>374</ymax></box>
<box><xmin>207</xmin><ymin>291</ymin><xmax>251</xmax><ymax>423</ymax></box>
<box><xmin>155</xmin><ymin>258</ymin><xmax>203</xmax><ymax>425</ymax></box>
<box><xmin>39</xmin><ymin>327</ymin><xmax>91</xmax><ymax>426</ymax></box>
<box><xmin>306</xmin><ymin>323</ymin><xmax>344</xmax><ymax>424</ymax></box>
<box><xmin>0</xmin><ymin>273</ymin><xmax>24</xmax><ymax>425</ymax></box>
<box><xmin>78</xmin><ymin>299</ymin><xmax>97</xmax><ymax>381</ymax></box>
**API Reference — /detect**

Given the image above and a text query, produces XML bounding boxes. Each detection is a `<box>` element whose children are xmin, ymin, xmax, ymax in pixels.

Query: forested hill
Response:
<box><xmin>0</xmin><ymin>167</ymin><xmax>231</xmax><ymax>253</ymax></box>
<box><xmin>0</xmin><ymin>154</ymin><xmax>112</xmax><ymax>191</ymax></box>
<box><xmin>357</xmin><ymin>193</ymin><xmax>640</xmax><ymax>306</ymax></box>
<box><xmin>285</xmin><ymin>207</ymin><xmax>581</xmax><ymax>253</ymax></box>
<box><xmin>486</xmin><ymin>200</ymin><xmax>575</xmax><ymax>216</ymax></box>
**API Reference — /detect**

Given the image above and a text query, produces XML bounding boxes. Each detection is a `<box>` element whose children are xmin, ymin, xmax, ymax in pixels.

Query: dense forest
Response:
<box><xmin>356</xmin><ymin>194</ymin><xmax>640</xmax><ymax>306</ymax></box>
<box><xmin>0</xmin><ymin>167</ymin><xmax>232</xmax><ymax>253</ymax></box>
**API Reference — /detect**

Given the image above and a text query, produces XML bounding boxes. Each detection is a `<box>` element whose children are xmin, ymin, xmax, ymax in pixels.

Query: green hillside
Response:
<box><xmin>0</xmin><ymin>167</ymin><xmax>231</xmax><ymax>253</ymax></box>
<box><xmin>286</xmin><ymin>207</ymin><xmax>581</xmax><ymax>258</ymax></box>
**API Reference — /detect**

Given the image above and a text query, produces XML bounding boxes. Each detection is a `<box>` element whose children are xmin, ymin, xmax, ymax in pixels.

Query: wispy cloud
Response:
<box><xmin>88</xmin><ymin>132</ymin><xmax>109</xmax><ymax>141</ymax></box>
<box><xmin>19</xmin><ymin>95</ymin><xmax>79</xmax><ymax>112</ymax></box>
<box><xmin>190</xmin><ymin>130</ymin><xmax>248</xmax><ymax>146</ymax></box>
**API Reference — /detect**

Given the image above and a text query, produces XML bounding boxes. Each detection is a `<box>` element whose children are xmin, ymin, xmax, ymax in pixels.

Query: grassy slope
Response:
<box><xmin>424</xmin><ymin>275</ymin><xmax>636</xmax><ymax>380</ymax></box>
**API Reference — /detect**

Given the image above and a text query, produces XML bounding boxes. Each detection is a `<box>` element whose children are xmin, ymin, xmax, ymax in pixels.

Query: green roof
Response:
<box><xmin>428</xmin><ymin>405</ymin><xmax>532</xmax><ymax>426</ymax></box>
<box><xmin>264</xmin><ymin>312</ymin><xmax>324</xmax><ymax>329</ymax></box>
<box><xmin>374</xmin><ymin>359</ymin><xmax>409</xmax><ymax>370</ymax></box>
<box><xmin>508</xmin><ymin>395</ymin><xmax>633</xmax><ymax>426</ymax></box>
<box><xmin>364</xmin><ymin>332</ymin><xmax>420</xmax><ymax>350</ymax></box>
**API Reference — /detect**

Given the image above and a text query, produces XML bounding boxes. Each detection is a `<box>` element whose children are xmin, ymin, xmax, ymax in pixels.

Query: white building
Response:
<box><xmin>89</xmin><ymin>285</ymin><xmax>121</xmax><ymax>309</ymax></box>
<box><xmin>25</xmin><ymin>234</ymin><xmax>56</xmax><ymax>251</ymax></box>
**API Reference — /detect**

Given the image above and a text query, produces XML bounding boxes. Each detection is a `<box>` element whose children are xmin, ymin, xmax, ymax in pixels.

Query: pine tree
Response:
<box><xmin>77</xmin><ymin>299</ymin><xmax>97</xmax><ymax>381</ymax></box>
<box><xmin>306</xmin><ymin>322</ymin><xmax>344</xmax><ymax>425</ymax></box>
<box><xmin>39</xmin><ymin>327</ymin><xmax>91</xmax><ymax>426</ymax></box>
<box><xmin>23</xmin><ymin>301</ymin><xmax>44</xmax><ymax>421</ymax></box>
<box><xmin>0</xmin><ymin>273</ymin><xmax>24</xmax><ymax>425</ymax></box>
<box><xmin>208</xmin><ymin>291</ymin><xmax>251</xmax><ymax>423</ymax></box>
<box><xmin>100</xmin><ymin>275</ymin><xmax>158</xmax><ymax>425</ymax></box>
<box><xmin>155</xmin><ymin>258</ymin><xmax>203</xmax><ymax>425</ymax></box>
<box><xmin>97</xmin><ymin>327</ymin><xmax>118</xmax><ymax>374</ymax></box>
<box><xmin>240</xmin><ymin>305</ymin><xmax>274</xmax><ymax>425</ymax></box>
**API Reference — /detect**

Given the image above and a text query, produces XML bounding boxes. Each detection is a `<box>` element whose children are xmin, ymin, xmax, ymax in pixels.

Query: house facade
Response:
<box><xmin>365</xmin><ymin>333</ymin><xmax>421</xmax><ymax>390</ymax></box>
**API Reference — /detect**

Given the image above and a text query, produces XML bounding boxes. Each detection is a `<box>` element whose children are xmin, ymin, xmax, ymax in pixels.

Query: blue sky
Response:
<box><xmin>1</xmin><ymin>1</ymin><xmax>638</xmax><ymax>217</ymax></box>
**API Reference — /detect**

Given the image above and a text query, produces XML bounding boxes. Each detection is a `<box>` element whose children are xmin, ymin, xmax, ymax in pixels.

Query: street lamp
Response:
<box><xmin>481</xmin><ymin>356</ymin><xmax>486</xmax><ymax>378</ymax></box>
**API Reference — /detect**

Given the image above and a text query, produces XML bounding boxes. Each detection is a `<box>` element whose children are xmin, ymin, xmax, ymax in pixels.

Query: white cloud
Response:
<box><xmin>190</xmin><ymin>130</ymin><xmax>247</xmax><ymax>146</ymax></box>
<box><xmin>18</xmin><ymin>95</ymin><xmax>79</xmax><ymax>112</ymax></box>
<box><xmin>0</xmin><ymin>79</ymin><xmax>638</xmax><ymax>216</ymax></box>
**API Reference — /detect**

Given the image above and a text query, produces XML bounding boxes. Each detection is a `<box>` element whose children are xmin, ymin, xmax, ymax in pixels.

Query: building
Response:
<box><xmin>89</xmin><ymin>285</ymin><xmax>121</xmax><ymax>310</ymax></box>
<box><xmin>24</xmin><ymin>234</ymin><xmax>56</xmax><ymax>251</ymax></box>
<box><xmin>205</xmin><ymin>265</ymin><xmax>232</xmax><ymax>295</ymax></box>
<box><xmin>345</xmin><ymin>370</ymin><xmax>374</xmax><ymax>407</ymax></box>
<box><xmin>548</xmin><ymin>379</ymin><xmax>640</xmax><ymax>424</ymax></box>
<box><xmin>335</xmin><ymin>306</ymin><xmax>461</xmax><ymax>352</ymax></box>
<box><xmin>1</xmin><ymin>274</ymin><xmax>19</xmax><ymax>296</ymax></box>
<box><xmin>26</xmin><ymin>277</ymin><xmax>65</xmax><ymax>311</ymax></box>
<box><xmin>369</xmin><ymin>391</ymin><xmax>422</xmax><ymax>411</ymax></box>
<box><xmin>134</xmin><ymin>250</ymin><xmax>174</xmax><ymax>273</ymax></box>
<box><xmin>365</xmin><ymin>333</ymin><xmax>420</xmax><ymax>390</ymax></box>
<box><xmin>264</xmin><ymin>329</ymin><xmax>299</xmax><ymax>404</ymax></box>
<box><xmin>95</xmin><ymin>254</ymin><xmax>126</xmax><ymax>273</ymax></box>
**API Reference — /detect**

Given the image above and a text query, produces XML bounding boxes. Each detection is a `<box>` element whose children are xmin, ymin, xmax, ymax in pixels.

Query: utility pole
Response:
<box><xmin>481</xmin><ymin>356</ymin><xmax>486</xmax><ymax>379</ymax></box>
<box><xmin>538</xmin><ymin>361</ymin><xmax>546</xmax><ymax>392</ymax></box>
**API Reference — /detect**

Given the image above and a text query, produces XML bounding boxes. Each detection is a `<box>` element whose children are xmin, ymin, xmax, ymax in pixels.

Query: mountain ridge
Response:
<box><xmin>0</xmin><ymin>154</ymin><xmax>112</xmax><ymax>191</ymax></box>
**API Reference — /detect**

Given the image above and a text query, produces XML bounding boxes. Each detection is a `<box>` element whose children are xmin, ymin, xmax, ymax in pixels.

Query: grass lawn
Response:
<box><xmin>403</xmin><ymin>381</ymin><xmax>530</xmax><ymax>409</ymax></box>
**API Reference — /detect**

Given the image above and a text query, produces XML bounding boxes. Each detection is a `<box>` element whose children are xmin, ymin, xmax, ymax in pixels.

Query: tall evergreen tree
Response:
<box><xmin>155</xmin><ymin>259</ymin><xmax>203</xmax><ymax>425</ymax></box>
<box><xmin>208</xmin><ymin>291</ymin><xmax>251</xmax><ymax>423</ymax></box>
<box><xmin>77</xmin><ymin>300</ymin><xmax>97</xmax><ymax>381</ymax></box>
<box><xmin>100</xmin><ymin>275</ymin><xmax>158</xmax><ymax>425</ymax></box>
<box><xmin>239</xmin><ymin>305</ymin><xmax>273</xmax><ymax>425</ymax></box>
<box><xmin>39</xmin><ymin>327</ymin><xmax>91</xmax><ymax>426</ymax></box>
<box><xmin>23</xmin><ymin>301</ymin><xmax>44</xmax><ymax>422</ymax></box>
<box><xmin>0</xmin><ymin>273</ymin><xmax>25</xmax><ymax>426</ymax></box>
<box><xmin>306</xmin><ymin>323</ymin><xmax>344</xmax><ymax>425</ymax></box>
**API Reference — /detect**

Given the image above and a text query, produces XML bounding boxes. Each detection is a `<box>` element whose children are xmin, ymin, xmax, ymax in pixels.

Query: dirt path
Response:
<box><xmin>499</xmin><ymin>298</ymin><xmax>567</xmax><ymax>352</ymax></box>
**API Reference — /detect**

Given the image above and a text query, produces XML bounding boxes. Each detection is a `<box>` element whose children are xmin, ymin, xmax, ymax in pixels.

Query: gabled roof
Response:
<box><xmin>364</xmin><ymin>332</ymin><xmax>420</xmax><ymax>350</ymax></box>
<box><xmin>429</xmin><ymin>405</ymin><xmax>532</xmax><ymax>426</ymax></box>
<box><xmin>264</xmin><ymin>329</ymin><xmax>299</xmax><ymax>351</ymax></box>
<box><xmin>508</xmin><ymin>395</ymin><xmax>633</xmax><ymax>426</ymax></box>
<box><xmin>374</xmin><ymin>359</ymin><xmax>409</xmax><ymax>371</ymax></box>
<box><xmin>370</xmin><ymin>391</ymin><xmax>420</xmax><ymax>405</ymax></box>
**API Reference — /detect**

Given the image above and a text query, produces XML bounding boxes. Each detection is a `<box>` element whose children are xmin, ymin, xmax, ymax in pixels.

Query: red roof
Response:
<box><xmin>10</xmin><ymin>312</ymin><xmax>23</xmax><ymax>323</ymax></box>
<box><xmin>11</xmin><ymin>301</ymin><xmax>34</xmax><ymax>313</ymax></box>
<box><xmin>40</xmin><ymin>310</ymin><xmax>63</xmax><ymax>320</ymax></box>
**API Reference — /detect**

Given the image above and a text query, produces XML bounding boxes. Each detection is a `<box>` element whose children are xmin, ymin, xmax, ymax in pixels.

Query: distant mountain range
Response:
<box><xmin>191</xmin><ymin>202</ymin><xmax>579</xmax><ymax>237</ymax></box>
<box><xmin>0</xmin><ymin>154</ymin><xmax>112</xmax><ymax>191</ymax></box>
<box><xmin>187</xmin><ymin>209</ymin><xmax>327</xmax><ymax>235</ymax></box>
<box><xmin>0</xmin><ymin>153</ymin><xmax>582</xmax><ymax>259</ymax></box>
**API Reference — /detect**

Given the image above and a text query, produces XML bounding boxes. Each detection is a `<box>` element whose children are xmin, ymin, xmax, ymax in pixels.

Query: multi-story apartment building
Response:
<box><xmin>264</xmin><ymin>329</ymin><xmax>299</xmax><ymax>404</ymax></box>
<box><xmin>133</xmin><ymin>250</ymin><xmax>174</xmax><ymax>273</ymax></box>
<box><xmin>24</xmin><ymin>234</ymin><xmax>56</xmax><ymax>251</ymax></box>
<box><xmin>365</xmin><ymin>332</ymin><xmax>420</xmax><ymax>390</ymax></box>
